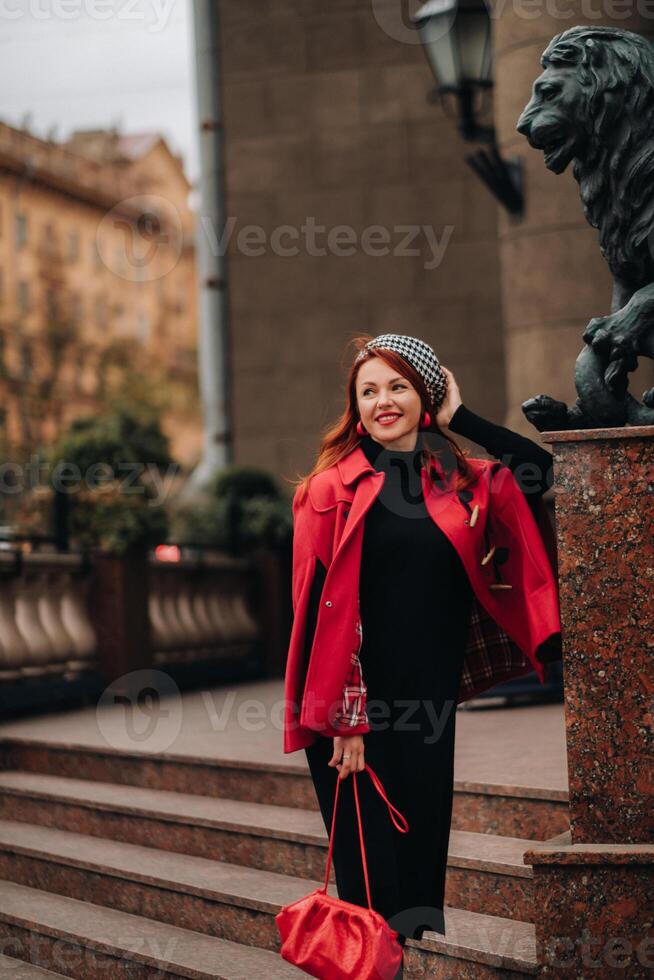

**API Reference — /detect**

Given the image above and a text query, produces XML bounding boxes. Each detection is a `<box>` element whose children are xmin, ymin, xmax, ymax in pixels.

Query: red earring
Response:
<box><xmin>419</xmin><ymin>411</ymin><xmax>432</xmax><ymax>429</ymax></box>
<box><xmin>356</xmin><ymin>420</ymin><xmax>366</xmax><ymax>436</ymax></box>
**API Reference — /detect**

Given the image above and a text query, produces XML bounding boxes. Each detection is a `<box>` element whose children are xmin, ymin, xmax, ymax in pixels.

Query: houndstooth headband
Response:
<box><xmin>354</xmin><ymin>334</ymin><xmax>447</xmax><ymax>408</ymax></box>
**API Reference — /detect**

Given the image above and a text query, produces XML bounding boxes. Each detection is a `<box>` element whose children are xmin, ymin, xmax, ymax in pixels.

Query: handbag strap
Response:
<box><xmin>321</xmin><ymin>762</ymin><xmax>410</xmax><ymax>909</ymax></box>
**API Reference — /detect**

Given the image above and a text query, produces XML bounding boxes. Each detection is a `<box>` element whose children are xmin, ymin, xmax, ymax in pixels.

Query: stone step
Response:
<box><xmin>452</xmin><ymin>781</ymin><xmax>568</xmax><ymax>841</ymax></box>
<box><xmin>0</xmin><ymin>954</ymin><xmax>67</xmax><ymax>978</ymax></box>
<box><xmin>0</xmin><ymin>770</ymin><xmax>326</xmax><ymax>881</ymax></box>
<box><xmin>0</xmin><ymin>771</ymin><xmax>535</xmax><ymax>921</ymax></box>
<box><xmin>0</xmin><ymin>817</ymin><xmax>331</xmax><ymax>952</ymax></box>
<box><xmin>0</xmin><ymin>869</ymin><xmax>538</xmax><ymax>978</ymax></box>
<box><xmin>0</xmin><ymin>879</ymin><xmax>307</xmax><ymax>979</ymax></box>
<box><xmin>0</xmin><ymin>737</ymin><xmax>314</xmax><ymax>810</ymax></box>
<box><xmin>403</xmin><ymin>907</ymin><xmax>538</xmax><ymax>977</ymax></box>
<box><xmin>0</xmin><ymin>736</ymin><xmax>569</xmax><ymax>839</ymax></box>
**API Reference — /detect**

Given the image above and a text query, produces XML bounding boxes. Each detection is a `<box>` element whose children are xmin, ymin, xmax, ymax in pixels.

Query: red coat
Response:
<box><xmin>283</xmin><ymin>444</ymin><xmax>562</xmax><ymax>754</ymax></box>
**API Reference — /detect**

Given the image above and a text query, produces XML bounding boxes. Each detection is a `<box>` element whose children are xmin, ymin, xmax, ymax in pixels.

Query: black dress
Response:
<box><xmin>304</xmin><ymin>404</ymin><xmax>553</xmax><ymax>942</ymax></box>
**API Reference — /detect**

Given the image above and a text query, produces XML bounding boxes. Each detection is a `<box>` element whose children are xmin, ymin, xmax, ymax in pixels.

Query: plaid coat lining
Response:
<box><xmin>334</xmin><ymin>594</ymin><xmax>531</xmax><ymax>728</ymax></box>
<box><xmin>333</xmin><ymin>618</ymin><xmax>368</xmax><ymax>728</ymax></box>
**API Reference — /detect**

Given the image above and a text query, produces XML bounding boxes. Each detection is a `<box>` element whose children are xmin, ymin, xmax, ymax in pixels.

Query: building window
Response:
<box><xmin>68</xmin><ymin>230</ymin><xmax>80</xmax><ymax>262</ymax></box>
<box><xmin>20</xmin><ymin>340</ymin><xmax>32</xmax><ymax>382</ymax></box>
<box><xmin>17</xmin><ymin>281</ymin><xmax>30</xmax><ymax>316</ymax></box>
<box><xmin>94</xmin><ymin>295</ymin><xmax>108</xmax><ymax>326</ymax></box>
<box><xmin>92</xmin><ymin>238</ymin><xmax>103</xmax><ymax>270</ymax></box>
<box><xmin>70</xmin><ymin>292</ymin><xmax>82</xmax><ymax>326</ymax></box>
<box><xmin>15</xmin><ymin>212</ymin><xmax>28</xmax><ymax>249</ymax></box>
<box><xmin>136</xmin><ymin>310</ymin><xmax>150</xmax><ymax>344</ymax></box>
<box><xmin>46</xmin><ymin>286</ymin><xmax>58</xmax><ymax>322</ymax></box>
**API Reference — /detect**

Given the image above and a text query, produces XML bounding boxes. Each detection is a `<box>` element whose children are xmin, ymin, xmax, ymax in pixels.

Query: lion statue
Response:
<box><xmin>516</xmin><ymin>25</ymin><xmax>654</xmax><ymax>430</ymax></box>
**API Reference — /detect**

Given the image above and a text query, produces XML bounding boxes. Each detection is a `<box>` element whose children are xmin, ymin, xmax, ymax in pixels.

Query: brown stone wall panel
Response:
<box><xmin>248</xmin><ymin>306</ymin><xmax>365</xmax><ymax>372</ymax></box>
<box><xmin>359</xmin><ymin>123</ymin><xmax>411</xmax><ymax>184</ymax></box>
<box><xmin>220</xmin><ymin>0</ymin><xmax>306</xmax><ymax>27</ymax></box>
<box><xmin>266</xmin><ymin>75</ymin><xmax>313</xmax><ymax>134</ymax></box>
<box><xmin>304</xmin><ymin>70</ymin><xmax>362</xmax><ymax>129</ymax></box>
<box><xmin>359</xmin><ymin>64</ymin><xmax>438</xmax><ymax>127</ymax></box>
<box><xmin>500</xmin><ymin>231</ymin><xmax>612</xmax><ymax>331</ymax></box>
<box><xmin>224</xmin><ymin>135</ymin><xmax>313</xmax><ymax>195</ymax></box>
<box><xmin>363</xmin><ymin>181</ymin><xmax>465</xmax><ymax>236</ymax></box>
<box><xmin>220</xmin><ymin>16</ymin><xmax>307</xmax><ymax>79</ymax></box>
<box><xmin>230</xmin><ymin>315</ymin><xmax>279</xmax><ymax>371</ymax></box>
<box><xmin>375</xmin><ymin>299</ymin><xmax>506</xmax><ymax>362</ymax></box>
<box><xmin>228</xmin><ymin>255</ymin><xmax>320</xmax><ymax>314</ymax></box>
<box><xmin>407</xmin><ymin>119</ymin><xmax>468</xmax><ymax>182</ymax></box>
<box><xmin>411</xmin><ymin>239</ymin><xmax>502</xmax><ymax>304</ymax></box>
<box><xmin>460</xmin><ymin>174</ymin><xmax>502</xmax><ymax>241</ymax></box>
<box><xmin>356</xmin><ymin>250</ymin><xmax>417</xmax><ymax>305</ymax></box>
<box><xmin>232</xmin><ymin>253</ymin><xmax>385</xmax><ymax>313</ymax></box>
<box><xmin>234</xmin><ymin>370</ymin><xmax>315</xmax><ymax>432</ymax></box>
<box><xmin>232</xmin><ymin>434</ymin><xmax>281</xmax><ymax>474</ymax></box>
<box><xmin>222</xmin><ymin>192</ymin><xmax>278</xmax><ymax>241</ymax></box>
<box><xmin>222</xmin><ymin>80</ymin><xmax>272</xmax><ymax>141</ymax></box>
<box><xmin>460</xmin><ymin>356</ymin><xmax>507</xmax><ymax>405</ymax></box>
<box><xmin>271</xmin><ymin>188</ymin><xmax>367</xmax><ymax>239</ymax></box>
<box><xmin>304</xmin><ymin>12</ymin><xmax>365</xmax><ymax>72</ymax></box>
<box><xmin>361</xmin><ymin>6</ymin><xmax>425</xmax><ymax>68</ymax></box>
<box><xmin>309</xmin><ymin>128</ymin><xmax>365</xmax><ymax>188</ymax></box>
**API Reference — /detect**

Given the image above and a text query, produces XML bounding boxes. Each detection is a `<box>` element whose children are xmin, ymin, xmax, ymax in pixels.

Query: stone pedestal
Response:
<box><xmin>524</xmin><ymin>425</ymin><xmax>654</xmax><ymax>977</ymax></box>
<box><xmin>525</xmin><ymin>833</ymin><xmax>654</xmax><ymax>978</ymax></box>
<box><xmin>88</xmin><ymin>548</ymin><xmax>153</xmax><ymax>685</ymax></box>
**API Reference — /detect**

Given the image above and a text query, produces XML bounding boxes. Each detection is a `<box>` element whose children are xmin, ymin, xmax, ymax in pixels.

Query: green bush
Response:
<box><xmin>175</xmin><ymin>464</ymin><xmax>292</xmax><ymax>556</ymax></box>
<box><xmin>47</xmin><ymin>406</ymin><xmax>179</xmax><ymax>555</ymax></box>
<box><xmin>207</xmin><ymin>465</ymin><xmax>281</xmax><ymax>503</ymax></box>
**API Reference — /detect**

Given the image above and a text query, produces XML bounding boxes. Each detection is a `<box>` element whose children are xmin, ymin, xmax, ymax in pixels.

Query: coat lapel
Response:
<box><xmin>332</xmin><ymin>448</ymin><xmax>385</xmax><ymax>563</ymax></box>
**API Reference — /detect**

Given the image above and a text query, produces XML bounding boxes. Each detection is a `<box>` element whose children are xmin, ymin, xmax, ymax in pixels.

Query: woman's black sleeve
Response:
<box><xmin>447</xmin><ymin>403</ymin><xmax>554</xmax><ymax>501</ymax></box>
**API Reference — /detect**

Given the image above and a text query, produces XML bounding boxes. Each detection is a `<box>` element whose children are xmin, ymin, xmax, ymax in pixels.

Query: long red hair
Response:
<box><xmin>289</xmin><ymin>335</ymin><xmax>481</xmax><ymax>503</ymax></box>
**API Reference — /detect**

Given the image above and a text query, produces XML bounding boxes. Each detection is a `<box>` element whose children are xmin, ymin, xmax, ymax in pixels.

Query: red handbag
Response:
<box><xmin>275</xmin><ymin>762</ymin><xmax>410</xmax><ymax>980</ymax></box>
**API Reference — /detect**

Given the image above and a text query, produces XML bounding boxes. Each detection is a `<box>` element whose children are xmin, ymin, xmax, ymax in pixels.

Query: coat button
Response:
<box><xmin>481</xmin><ymin>544</ymin><xmax>496</xmax><ymax>566</ymax></box>
<box><xmin>325</xmin><ymin>600</ymin><xmax>333</xmax><ymax>607</ymax></box>
<box><xmin>469</xmin><ymin>504</ymin><xmax>480</xmax><ymax>527</ymax></box>
<box><xmin>489</xmin><ymin>583</ymin><xmax>513</xmax><ymax>590</ymax></box>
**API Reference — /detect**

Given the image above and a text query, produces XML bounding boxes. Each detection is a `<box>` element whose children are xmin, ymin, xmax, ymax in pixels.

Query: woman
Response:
<box><xmin>283</xmin><ymin>333</ymin><xmax>561</xmax><ymax>948</ymax></box>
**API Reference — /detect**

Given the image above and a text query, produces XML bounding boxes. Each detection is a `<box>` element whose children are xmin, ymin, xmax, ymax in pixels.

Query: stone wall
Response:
<box><xmin>218</xmin><ymin>0</ymin><xmax>505</xmax><ymax>481</ymax></box>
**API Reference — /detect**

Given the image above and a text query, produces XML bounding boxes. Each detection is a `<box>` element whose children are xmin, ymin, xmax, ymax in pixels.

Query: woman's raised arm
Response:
<box><xmin>447</xmin><ymin>402</ymin><xmax>554</xmax><ymax>500</ymax></box>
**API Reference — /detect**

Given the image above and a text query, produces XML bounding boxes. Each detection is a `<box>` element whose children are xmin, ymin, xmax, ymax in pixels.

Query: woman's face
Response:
<box><xmin>355</xmin><ymin>356</ymin><xmax>423</xmax><ymax>450</ymax></box>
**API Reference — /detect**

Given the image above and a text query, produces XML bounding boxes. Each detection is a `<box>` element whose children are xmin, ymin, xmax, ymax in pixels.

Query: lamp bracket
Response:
<box><xmin>465</xmin><ymin>144</ymin><xmax>524</xmax><ymax>215</ymax></box>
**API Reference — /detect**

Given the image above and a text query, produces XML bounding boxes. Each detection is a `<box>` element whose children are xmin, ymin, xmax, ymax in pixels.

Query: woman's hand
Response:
<box><xmin>329</xmin><ymin>734</ymin><xmax>365</xmax><ymax>780</ymax></box>
<box><xmin>435</xmin><ymin>365</ymin><xmax>463</xmax><ymax>430</ymax></box>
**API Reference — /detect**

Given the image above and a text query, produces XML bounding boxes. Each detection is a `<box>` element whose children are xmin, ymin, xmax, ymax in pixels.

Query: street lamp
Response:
<box><xmin>412</xmin><ymin>0</ymin><xmax>523</xmax><ymax>215</ymax></box>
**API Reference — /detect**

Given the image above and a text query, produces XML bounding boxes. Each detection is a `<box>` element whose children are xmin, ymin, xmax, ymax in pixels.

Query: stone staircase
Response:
<box><xmin>0</xmin><ymin>736</ymin><xmax>569</xmax><ymax>978</ymax></box>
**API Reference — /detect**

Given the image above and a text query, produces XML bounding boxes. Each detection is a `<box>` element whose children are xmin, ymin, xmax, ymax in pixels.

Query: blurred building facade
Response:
<box><xmin>213</xmin><ymin>0</ymin><xmax>654</xmax><ymax>482</ymax></box>
<box><xmin>0</xmin><ymin>121</ymin><xmax>201</xmax><ymax>467</ymax></box>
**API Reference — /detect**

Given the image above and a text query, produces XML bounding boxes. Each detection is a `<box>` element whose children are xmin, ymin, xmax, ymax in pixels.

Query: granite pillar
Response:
<box><xmin>523</xmin><ymin>425</ymin><xmax>654</xmax><ymax>977</ymax></box>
